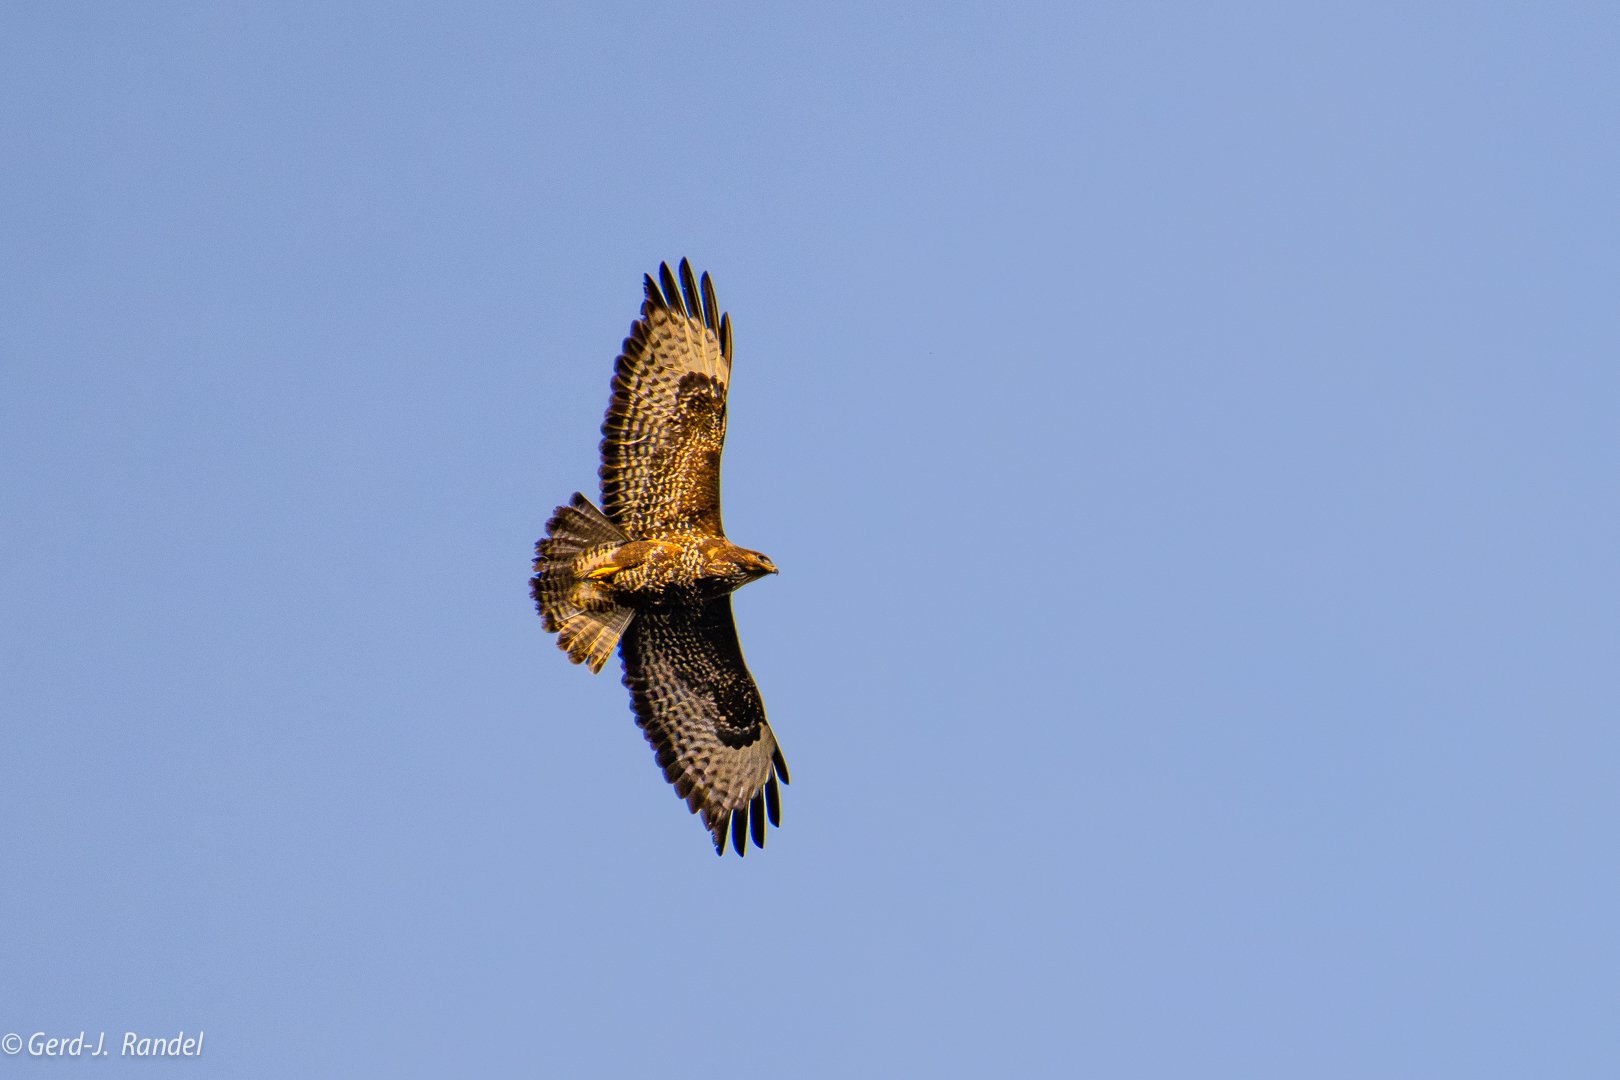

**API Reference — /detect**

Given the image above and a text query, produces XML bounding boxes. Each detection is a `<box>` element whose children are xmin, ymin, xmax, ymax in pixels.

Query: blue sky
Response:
<box><xmin>2</xmin><ymin>3</ymin><xmax>1616</xmax><ymax>1077</ymax></box>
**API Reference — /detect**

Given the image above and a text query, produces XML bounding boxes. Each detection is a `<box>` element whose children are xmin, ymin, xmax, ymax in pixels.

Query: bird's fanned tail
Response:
<box><xmin>531</xmin><ymin>493</ymin><xmax>634</xmax><ymax>673</ymax></box>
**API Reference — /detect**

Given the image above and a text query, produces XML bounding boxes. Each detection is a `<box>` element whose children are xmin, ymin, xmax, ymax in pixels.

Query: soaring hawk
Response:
<box><xmin>531</xmin><ymin>260</ymin><xmax>787</xmax><ymax>856</ymax></box>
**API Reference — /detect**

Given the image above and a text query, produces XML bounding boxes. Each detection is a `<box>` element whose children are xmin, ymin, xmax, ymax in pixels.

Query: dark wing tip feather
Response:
<box><xmin>731</xmin><ymin>808</ymin><xmax>747</xmax><ymax>856</ymax></box>
<box><xmin>659</xmin><ymin>263</ymin><xmax>685</xmax><ymax>317</ymax></box>
<box><xmin>678</xmin><ymin>259</ymin><xmax>703</xmax><ymax>324</ymax></box>
<box><xmin>713</xmin><ymin>812</ymin><xmax>729</xmax><ymax>855</ymax></box>
<box><xmin>643</xmin><ymin>273</ymin><xmax>666</xmax><ymax>310</ymax></box>
<box><xmin>700</xmin><ymin>272</ymin><xmax>717</xmax><ymax>331</ymax></box>
<box><xmin>719</xmin><ymin>312</ymin><xmax>732</xmax><ymax>361</ymax></box>
<box><xmin>750</xmin><ymin>791</ymin><xmax>765</xmax><ymax>848</ymax></box>
<box><xmin>765</xmin><ymin>773</ymin><xmax>780</xmax><ymax>827</ymax></box>
<box><xmin>772</xmin><ymin>747</ymin><xmax>791</xmax><ymax>785</ymax></box>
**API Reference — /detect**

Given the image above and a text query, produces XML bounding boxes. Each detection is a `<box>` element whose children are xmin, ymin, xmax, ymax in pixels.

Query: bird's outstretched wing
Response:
<box><xmin>600</xmin><ymin>259</ymin><xmax>732</xmax><ymax>540</ymax></box>
<box><xmin>620</xmin><ymin>596</ymin><xmax>789</xmax><ymax>855</ymax></box>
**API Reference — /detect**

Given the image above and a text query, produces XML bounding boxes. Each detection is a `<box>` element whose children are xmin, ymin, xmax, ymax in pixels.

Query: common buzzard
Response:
<box><xmin>531</xmin><ymin>260</ymin><xmax>787</xmax><ymax>856</ymax></box>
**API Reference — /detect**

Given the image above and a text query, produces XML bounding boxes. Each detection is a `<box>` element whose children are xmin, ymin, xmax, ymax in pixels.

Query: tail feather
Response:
<box><xmin>532</xmin><ymin>493</ymin><xmax>635</xmax><ymax>673</ymax></box>
<box><xmin>556</xmin><ymin>604</ymin><xmax>634</xmax><ymax>673</ymax></box>
<box><xmin>538</xmin><ymin>492</ymin><xmax>628</xmax><ymax>559</ymax></box>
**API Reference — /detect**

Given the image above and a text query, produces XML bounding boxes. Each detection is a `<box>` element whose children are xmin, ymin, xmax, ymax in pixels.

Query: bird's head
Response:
<box><xmin>718</xmin><ymin>544</ymin><xmax>778</xmax><ymax>585</ymax></box>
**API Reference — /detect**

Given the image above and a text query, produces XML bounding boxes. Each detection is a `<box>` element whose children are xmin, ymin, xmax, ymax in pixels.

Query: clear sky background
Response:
<box><xmin>2</xmin><ymin>3</ymin><xmax>1616</xmax><ymax>1077</ymax></box>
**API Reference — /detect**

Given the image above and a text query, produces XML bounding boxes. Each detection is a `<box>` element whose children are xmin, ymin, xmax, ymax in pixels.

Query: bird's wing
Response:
<box><xmin>620</xmin><ymin>596</ymin><xmax>789</xmax><ymax>855</ymax></box>
<box><xmin>600</xmin><ymin>259</ymin><xmax>732</xmax><ymax>540</ymax></box>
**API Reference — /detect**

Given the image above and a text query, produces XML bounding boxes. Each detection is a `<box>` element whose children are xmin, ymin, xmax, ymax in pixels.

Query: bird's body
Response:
<box><xmin>531</xmin><ymin>260</ymin><xmax>787</xmax><ymax>856</ymax></box>
<box><xmin>560</xmin><ymin>535</ymin><xmax>775</xmax><ymax>611</ymax></box>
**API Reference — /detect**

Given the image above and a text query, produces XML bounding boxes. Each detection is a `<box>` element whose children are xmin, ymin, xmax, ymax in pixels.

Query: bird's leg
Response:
<box><xmin>572</xmin><ymin>540</ymin><xmax>682</xmax><ymax>599</ymax></box>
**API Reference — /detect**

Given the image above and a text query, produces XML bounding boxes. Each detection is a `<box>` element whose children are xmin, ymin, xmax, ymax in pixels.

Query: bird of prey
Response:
<box><xmin>531</xmin><ymin>260</ymin><xmax>787</xmax><ymax>856</ymax></box>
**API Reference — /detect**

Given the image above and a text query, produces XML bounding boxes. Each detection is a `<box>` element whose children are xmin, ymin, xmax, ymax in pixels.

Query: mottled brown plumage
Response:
<box><xmin>531</xmin><ymin>261</ymin><xmax>787</xmax><ymax>856</ymax></box>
